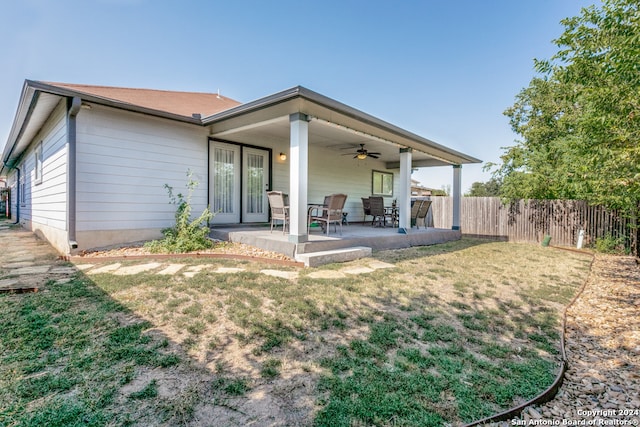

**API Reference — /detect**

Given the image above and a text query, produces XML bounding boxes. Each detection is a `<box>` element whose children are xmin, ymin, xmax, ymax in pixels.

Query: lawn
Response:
<box><xmin>0</xmin><ymin>239</ymin><xmax>592</xmax><ymax>426</ymax></box>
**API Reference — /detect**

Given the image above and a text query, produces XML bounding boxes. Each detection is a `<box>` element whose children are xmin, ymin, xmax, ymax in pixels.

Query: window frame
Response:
<box><xmin>372</xmin><ymin>170</ymin><xmax>394</xmax><ymax>197</ymax></box>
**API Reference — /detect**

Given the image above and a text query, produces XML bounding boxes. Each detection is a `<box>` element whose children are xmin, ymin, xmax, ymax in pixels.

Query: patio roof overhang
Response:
<box><xmin>204</xmin><ymin>86</ymin><xmax>481</xmax><ymax>168</ymax></box>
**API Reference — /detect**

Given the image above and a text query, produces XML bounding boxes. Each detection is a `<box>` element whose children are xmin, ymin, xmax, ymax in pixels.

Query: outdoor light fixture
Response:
<box><xmin>279</xmin><ymin>152</ymin><xmax>287</xmax><ymax>161</ymax></box>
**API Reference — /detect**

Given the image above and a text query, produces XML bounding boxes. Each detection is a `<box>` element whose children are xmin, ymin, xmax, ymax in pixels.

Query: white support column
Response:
<box><xmin>398</xmin><ymin>148</ymin><xmax>412</xmax><ymax>233</ymax></box>
<box><xmin>452</xmin><ymin>164</ymin><xmax>462</xmax><ymax>231</ymax></box>
<box><xmin>289</xmin><ymin>113</ymin><xmax>309</xmax><ymax>243</ymax></box>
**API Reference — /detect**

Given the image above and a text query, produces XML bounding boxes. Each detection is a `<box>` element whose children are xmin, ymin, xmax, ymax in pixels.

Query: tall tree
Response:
<box><xmin>465</xmin><ymin>178</ymin><xmax>502</xmax><ymax>197</ymax></box>
<box><xmin>491</xmin><ymin>0</ymin><xmax>639</xmax><ymax>218</ymax></box>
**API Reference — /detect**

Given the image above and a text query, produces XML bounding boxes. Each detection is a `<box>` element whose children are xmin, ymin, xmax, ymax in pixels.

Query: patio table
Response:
<box><xmin>385</xmin><ymin>206</ymin><xmax>399</xmax><ymax>227</ymax></box>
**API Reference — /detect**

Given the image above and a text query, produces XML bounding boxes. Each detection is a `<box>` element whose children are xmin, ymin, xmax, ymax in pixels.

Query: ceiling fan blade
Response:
<box><xmin>368</xmin><ymin>154</ymin><xmax>380</xmax><ymax>159</ymax></box>
<box><xmin>353</xmin><ymin>155</ymin><xmax>359</xmax><ymax>159</ymax></box>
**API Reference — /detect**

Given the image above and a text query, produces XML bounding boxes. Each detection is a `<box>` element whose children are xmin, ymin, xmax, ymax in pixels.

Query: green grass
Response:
<box><xmin>0</xmin><ymin>239</ymin><xmax>592</xmax><ymax>426</ymax></box>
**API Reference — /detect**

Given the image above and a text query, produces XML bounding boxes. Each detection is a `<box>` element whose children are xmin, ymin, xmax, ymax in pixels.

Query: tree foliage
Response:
<box><xmin>490</xmin><ymin>0</ymin><xmax>640</xmax><ymax>217</ymax></box>
<box><xmin>465</xmin><ymin>178</ymin><xmax>502</xmax><ymax>197</ymax></box>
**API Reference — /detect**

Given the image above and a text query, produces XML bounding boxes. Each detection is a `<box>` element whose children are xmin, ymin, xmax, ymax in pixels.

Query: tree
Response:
<box><xmin>489</xmin><ymin>0</ymin><xmax>639</xmax><ymax>251</ymax></box>
<box><xmin>465</xmin><ymin>178</ymin><xmax>502</xmax><ymax>197</ymax></box>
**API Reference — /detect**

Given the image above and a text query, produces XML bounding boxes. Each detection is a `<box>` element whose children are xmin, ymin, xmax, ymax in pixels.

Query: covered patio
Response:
<box><xmin>203</xmin><ymin>86</ymin><xmax>480</xmax><ymax>263</ymax></box>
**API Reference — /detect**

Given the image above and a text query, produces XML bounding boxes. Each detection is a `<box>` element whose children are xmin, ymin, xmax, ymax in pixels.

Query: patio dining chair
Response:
<box><xmin>308</xmin><ymin>193</ymin><xmax>348</xmax><ymax>235</ymax></box>
<box><xmin>410</xmin><ymin>199</ymin><xmax>424</xmax><ymax>227</ymax></box>
<box><xmin>361</xmin><ymin>197</ymin><xmax>372</xmax><ymax>224</ymax></box>
<box><xmin>415</xmin><ymin>200</ymin><xmax>432</xmax><ymax>229</ymax></box>
<box><xmin>368</xmin><ymin>196</ymin><xmax>392</xmax><ymax>227</ymax></box>
<box><xmin>267</xmin><ymin>191</ymin><xmax>289</xmax><ymax>234</ymax></box>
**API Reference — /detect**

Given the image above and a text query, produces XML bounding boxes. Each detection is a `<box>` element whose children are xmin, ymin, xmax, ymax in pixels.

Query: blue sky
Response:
<box><xmin>1</xmin><ymin>0</ymin><xmax>593</xmax><ymax>192</ymax></box>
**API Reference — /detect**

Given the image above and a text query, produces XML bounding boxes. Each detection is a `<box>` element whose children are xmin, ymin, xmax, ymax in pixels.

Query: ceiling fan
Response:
<box><xmin>343</xmin><ymin>144</ymin><xmax>381</xmax><ymax>160</ymax></box>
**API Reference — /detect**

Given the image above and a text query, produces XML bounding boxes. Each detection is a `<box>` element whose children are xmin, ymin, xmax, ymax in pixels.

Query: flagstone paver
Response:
<box><xmin>11</xmin><ymin>265</ymin><xmax>50</xmax><ymax>275</ymax></box>
<box><xmin>306</xmin><ymin>270</ymin><xmax>347</xmax><ymax>279</ymax></box>
<box><xmin>2</xmin><ymin>261</ymin><xmax>36</xmax><ymax>268</ymax></box>
<box><xmin>50</xmin><ymin>267</ymin><xmax>79</xmax><ymax>275</ymax></box>
<box><xmin>157</xmin><ymin>264</ymin><xmax>186</xmax><ymax>275</ymax></box>
<box><xmin>75</xmin><ymin>264</ymin><xmax>95</xmax><ymax>271</ymax></box>
<box><xmin>113</xmin><ymin>262</ymin><xmax>163</xmax><ymax>276</ymax></box>
<box><xmin>212</xmin><ymin>267</ymin><xmax>246</xmax><ymax>274</ymax></box>
<box><xmin>367</xmin><ymin>260</ymin><xmax>396</xmax><ymax>269</ymax></box>
<box><xmin>342</xmin><ymin>266</ymin><xmax>375</xmax><ymax>275</ymax></box>
<box><xmin>260</xmin><ymin>269</ymin><xmax>298</xmax><ymax>280</ymax></box>
<box><xmin>86</xmin><ymin>263</ymin><xmax>122</xmax><ymax>275</ymax></box>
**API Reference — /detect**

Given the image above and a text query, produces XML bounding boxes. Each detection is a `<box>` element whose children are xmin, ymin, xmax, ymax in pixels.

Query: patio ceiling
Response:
<box><xmin>205</xmin><ymin>86</ymin><xmax>481</xmax><ymax>168</ymax></box>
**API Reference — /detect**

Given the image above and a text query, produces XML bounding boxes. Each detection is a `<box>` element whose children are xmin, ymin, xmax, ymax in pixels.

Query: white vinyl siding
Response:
<box><xmin>235</xmin><ymin>137</ymin><xmax>398</xmax><ymax>223</ymax></box>
<box><xmin>76</xmin><ymin>106</ymin><xmax>209</xmax><ymax>232</ymax></box>
<box><xmin>16</xmin><ymin>101</ymin><xmax>68</xmax><ymax>230</ymax></box>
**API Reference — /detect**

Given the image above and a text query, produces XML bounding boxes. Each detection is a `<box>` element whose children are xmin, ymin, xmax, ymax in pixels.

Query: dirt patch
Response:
<box><xmin>77</xmin><ymin>241</ymin><xmax>294</xmax><ymax>262</ymax></box>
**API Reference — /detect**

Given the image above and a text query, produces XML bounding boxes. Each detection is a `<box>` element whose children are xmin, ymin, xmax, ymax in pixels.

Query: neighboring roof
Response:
<box><xmin>43</xmin><ymin>82</ymin><xmax>241</xmax><ymax>118</ymax></box>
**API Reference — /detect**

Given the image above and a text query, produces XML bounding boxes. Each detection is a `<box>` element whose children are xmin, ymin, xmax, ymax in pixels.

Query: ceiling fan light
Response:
<box><xmin>357</xmin><ymin>153</ymin><xmax>368</xmax><ymax>160</ymax></box>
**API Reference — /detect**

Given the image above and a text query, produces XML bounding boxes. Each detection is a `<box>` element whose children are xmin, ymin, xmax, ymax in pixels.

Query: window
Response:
<box><xmin>372</xmin><ymin>170</ymin><xmax>393</xmax><ymax>196</ymax></box>
<box><xmin>35</xmin><ymin>141</ymin><xmax>43</xmax><ymax>184</ymax></box>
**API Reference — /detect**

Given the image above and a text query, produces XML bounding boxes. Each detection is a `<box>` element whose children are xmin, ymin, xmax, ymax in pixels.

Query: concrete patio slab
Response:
<box><xmin>211</xmin><ymin>224</ymin><xmax>460</xmax><ymax>266</ymax></box>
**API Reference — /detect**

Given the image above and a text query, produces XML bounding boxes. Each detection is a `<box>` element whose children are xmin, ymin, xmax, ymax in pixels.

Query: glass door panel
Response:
<box><xmin>242</xmin><ymin>148</ymin><xmax>269</xmax><ymax>222</ymax></box>
<box><xmin>209</xmin><ymin>142</ymin><xmax>240</xmax><ymax>223</ymax></box>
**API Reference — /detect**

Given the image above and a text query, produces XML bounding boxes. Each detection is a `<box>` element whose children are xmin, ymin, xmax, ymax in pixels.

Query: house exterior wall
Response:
<box><xmin>236</xmin><ymin>136</ymin><xmax>399</xmax><ymax>222</ymax></box>
<box><xmin>75</xmin><ymin>105</ymin><xmax>209</xmax><ymax>249</ymax></box>
<box><xmin>8</xmin><ymin>100</ymin><xmax>70</xmax><ymax>253</ymax></box>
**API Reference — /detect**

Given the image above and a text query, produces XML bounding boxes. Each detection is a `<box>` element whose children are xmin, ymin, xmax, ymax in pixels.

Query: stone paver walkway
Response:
<box><xmin>77</xmin><ymin>258</ymin><xmax>396</xmax><ymax>279</ymax></box>
<box><xmin>0</xmin><ymin>224</ymin><xmax>77</xmax><ymax>291</ymax></box>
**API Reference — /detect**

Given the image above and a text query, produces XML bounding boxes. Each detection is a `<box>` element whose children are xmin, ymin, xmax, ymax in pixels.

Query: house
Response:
<box><xmin>0</xmin><ymin>80</ymin><xmax>481</xmax><ymax>255</ymax></box>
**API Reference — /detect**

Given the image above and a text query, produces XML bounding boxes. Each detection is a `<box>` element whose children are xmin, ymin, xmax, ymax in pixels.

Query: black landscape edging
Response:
<box><xmin>462</xmin><ymin>250</ymin><xmax>595</xmax><ymax>426</ymax></box>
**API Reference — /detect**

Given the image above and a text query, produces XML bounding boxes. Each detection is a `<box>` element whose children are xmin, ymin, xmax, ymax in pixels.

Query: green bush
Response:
<box><xmin>145</xmin><ymin>171</ymin><xmax>215</xmax><ymax>253</ymax></box>
<box><xmin>593</xmin><ymin>234</ymin><xmax>628</xmax><ymax>255</ymax></box>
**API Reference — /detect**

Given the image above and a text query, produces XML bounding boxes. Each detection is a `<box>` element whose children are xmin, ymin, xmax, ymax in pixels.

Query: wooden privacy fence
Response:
<box><xmin>430</xmin><ymin>197</ymin><xmax>635</xmax><ymax>249</ymax></box>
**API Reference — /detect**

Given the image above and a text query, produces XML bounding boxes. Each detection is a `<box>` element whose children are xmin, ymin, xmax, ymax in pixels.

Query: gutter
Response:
<box><xmin>67</xmin><ymin>97</ymin><xmax>81</xmax><ymax>250</ymax></box>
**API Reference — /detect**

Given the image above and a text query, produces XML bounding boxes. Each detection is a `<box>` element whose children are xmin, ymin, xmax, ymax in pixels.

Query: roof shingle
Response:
<box><xmin>43</xmin><ymin>82</ymin><xmax>241</xmax><ymax>118</ymax></box>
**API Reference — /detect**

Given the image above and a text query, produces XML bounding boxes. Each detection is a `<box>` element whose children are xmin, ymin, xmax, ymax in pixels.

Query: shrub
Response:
<box><xmin>145</xmin><ymin>171</ymin><xmax>214</xmax><ymax>253</ymax></box>
<box><xmin>594</xmin><ymin>234</ymin><xmax>627</xmax><ymax>255</ymax></box>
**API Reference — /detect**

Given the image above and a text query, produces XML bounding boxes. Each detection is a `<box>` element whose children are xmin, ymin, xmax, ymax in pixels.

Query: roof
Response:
<box><xmin>2</xmin><ymin>80</ymin><xmax>481</xmax><ymax>174</ymax></box>
<box><xmin>42</xmin><ymin>82</ymin><xmax>241</xmax><ymax>118</ymax></box>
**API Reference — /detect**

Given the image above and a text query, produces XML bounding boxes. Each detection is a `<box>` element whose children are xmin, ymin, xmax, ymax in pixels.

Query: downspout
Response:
<box><xmin>67</xmin><ymin>97</ymin><xmax>81</xmax><ymax>250</ymax></box>
<box><xmin>12</xmin><ymin>167</ymin><xmax>20</xmax><ymax>224</ymax></box>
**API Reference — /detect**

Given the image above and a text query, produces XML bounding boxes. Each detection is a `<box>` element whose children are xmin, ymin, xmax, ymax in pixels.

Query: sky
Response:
<box><xmin>0</xmin><ymin>0</ymin><xmax>594</xmax><ymax>193</ymax></box>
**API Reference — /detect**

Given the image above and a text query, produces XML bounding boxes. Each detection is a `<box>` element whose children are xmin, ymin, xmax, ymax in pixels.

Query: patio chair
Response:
<box><xmin>267</xmin><ymin>191</ymin><xmax>289</xmax><ymax>234</ymax></box>
<box><xmin>369</xmin><ymin>196</ymin><xmax>392</xmax><ymax>227</ymax></box>
<box><xmin>410</xmin><ymin>200</ymin><xmax>424</xmax><ymax>227</ymax></box>
<box><xmin>308</xmin><ymin>193</ymin><xmax>348</xmax><ymax>235</ymax></box>
<box><xmin>415</xmin><ymin>200</ymin><xmax>432</xmax><ymax>229</ymax></box>
<box><xmin>361</xmin><ymin>197</ymin><xmax>372</xmax><ymax>224</ymax></box>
